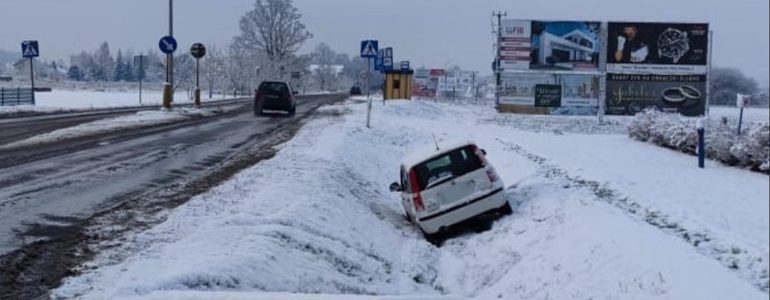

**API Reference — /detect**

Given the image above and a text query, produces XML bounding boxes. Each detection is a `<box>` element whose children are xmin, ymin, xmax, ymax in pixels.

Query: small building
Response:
<box><xmin>383</xmin><ymin>69</ymin><xmax>413</xmax><ymax>100</ymax></box>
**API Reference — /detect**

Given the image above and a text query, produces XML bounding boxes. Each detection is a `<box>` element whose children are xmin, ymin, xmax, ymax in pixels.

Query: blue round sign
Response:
<box><xmin>158</xmin><ymin>36</ymin><xmax>178</xmax><ymax>54</ymax></box>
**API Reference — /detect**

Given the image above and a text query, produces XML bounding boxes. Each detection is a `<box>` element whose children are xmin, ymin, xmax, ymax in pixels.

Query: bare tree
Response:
<box><xmin>311</xmin><ymin>42</ymin><xmax>337</xmax><ymax>92</ymax></box>
<box><xmin>235</xmin><ymin>0</ymin><xmax>312</xmax><ymax>74</ymax></box>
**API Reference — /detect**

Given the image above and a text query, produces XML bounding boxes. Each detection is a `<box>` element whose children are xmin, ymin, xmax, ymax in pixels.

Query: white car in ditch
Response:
<box><xmin>390</xmin><ymin>140</ymin><xmax>510</xmax><ymax>244</ymax></box>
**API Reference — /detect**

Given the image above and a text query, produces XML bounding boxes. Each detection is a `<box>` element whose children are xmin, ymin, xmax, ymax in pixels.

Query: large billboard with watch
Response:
<box><xmin>606</xmin><ymin>22</ymin><xmax>709</xmax><ymax>74</ymax></box>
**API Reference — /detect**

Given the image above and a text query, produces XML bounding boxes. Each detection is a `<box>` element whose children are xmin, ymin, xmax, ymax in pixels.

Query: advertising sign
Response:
<box><xmin>499</xmin><ymin>19</ymin><xmax>531</xmax><ymax>71</ymax></box>
<box><xmin>500</xmin><ymin>73</ymin><xmax>554</xmax><ymax>105</ymax></box>
<box><xmin>607</xmin><ymin>22</ymin><xmax>709</xmax><ymax>74</ymax></box>
<box><xmin>606</xmin><ymin>73</ymin><xmax>707</xmax><ymax>116</ymax></box>
<box><xmin>531</xmin><ymin>21</ymin><xmax>601</xmax><ymax>71</ymax></box>
<box><xmin>535</xmin><ymin>84</ymin><xmax>562</xmax><ymax>107</ymax></box>
<box><xmin>501</xmin><ymin>73</ymin><xmax>599</xmax><ymax>107</ymax></box>
<box><xmin>560</xmin><ymin>74</ymin><xmax>599</xmax><ymax>106</ymax></box>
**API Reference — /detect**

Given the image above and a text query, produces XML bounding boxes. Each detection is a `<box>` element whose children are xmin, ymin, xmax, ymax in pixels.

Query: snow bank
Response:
<box><xmin>54</xmin><ymin>100</ymin><xmax>767</xmax><ymax>299</ymax></box>
<box><xmin>0</xmin><ymin>106</ymin><xmax>234</xmax><ymax>150</ymax></box>
<box><xmin>628</xmin><ymin>109</ymin><xmax>770</xmax><ymax>173</ymax></box>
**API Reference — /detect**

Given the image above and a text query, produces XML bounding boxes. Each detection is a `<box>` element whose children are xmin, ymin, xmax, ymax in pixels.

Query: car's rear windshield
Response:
<box><xmin>412</xmin><ymin>146</ymin><xmax>483</xmax><ymax>190</ymax></box>
<box><xmin>259</xmin><ymin>82</ymin><xmax>289</xmax><ymax>95</ymax></box>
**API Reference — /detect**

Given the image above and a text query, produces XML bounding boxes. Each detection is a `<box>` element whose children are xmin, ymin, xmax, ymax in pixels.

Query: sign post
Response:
<box><xmin>360</xmin><ymin>40</ymin><xmax>378</xmax><ymax>128</ymax></box>
<box><xmin>159</xmin><ymin>35</ymin><xmax>178</xmax><ymax>109</ymax></box>
<box><xmin>697</xmin><ymin>119</ymin><xmax>705</xmax><ymax>169</ymax></box>
<box><xmin>190</xmin><ymin>43</ymin><xmax>206</xmax><ymax>107</ymax></box>
<box><xmin>21</xmin><ymin>40</ymin><xmax>39</xmax><ymax>105</ymax></box>
<box><xmin>736</xmin><ymin>93</ymin><xmax>750</xmax><ymax>135</ymax></box>
<box><xmin>134</xmin><ymin>55</ymin><xmax>147</xmax><ymax>105</ymax></box>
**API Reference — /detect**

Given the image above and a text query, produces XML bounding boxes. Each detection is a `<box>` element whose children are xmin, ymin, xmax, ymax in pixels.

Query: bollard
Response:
<box><xmin>162</xmin><ymin>83</ymin><xmax>173</xmax><ymax>110</ymax></box>
<box><xmin>697</xmin><ymin>119</ymin><xmax>705</xmax><ymax>169</ymax></box>
<box><xmin>194</xmin><ymin>88</ymin><xmax>201</xmax><ymax>107</ymax></box>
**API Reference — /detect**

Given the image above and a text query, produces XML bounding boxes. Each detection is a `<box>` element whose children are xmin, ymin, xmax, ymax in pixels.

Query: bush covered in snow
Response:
<box><xmin>628</xmin><ymin>109</ymin><xmax>769</xmax><ymax>173</ymax></box>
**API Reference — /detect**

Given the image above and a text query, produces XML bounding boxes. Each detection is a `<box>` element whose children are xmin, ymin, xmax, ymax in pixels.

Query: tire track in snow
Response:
<box><xmin>496</xmin><ymin>138</ymin><xmax>769</xmax><ymax>292</ymax></box>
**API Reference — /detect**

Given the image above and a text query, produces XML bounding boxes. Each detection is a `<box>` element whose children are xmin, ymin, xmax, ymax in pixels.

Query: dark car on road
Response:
<box><xmin>255</xmin><ymin>81</ymin><xmax>297</xmax><ymax>116</ymax></box>
<box><xmin>349</xmin><ymin>86</ymin><xmax>362</xmax><ymax>96</ymax></box>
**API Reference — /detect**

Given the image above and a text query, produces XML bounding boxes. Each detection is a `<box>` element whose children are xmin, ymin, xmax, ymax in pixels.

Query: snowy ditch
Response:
<box><xmin>53</xmin><ymin>100</ymin><xmax>767</xmax><ymax>299</ymax></box>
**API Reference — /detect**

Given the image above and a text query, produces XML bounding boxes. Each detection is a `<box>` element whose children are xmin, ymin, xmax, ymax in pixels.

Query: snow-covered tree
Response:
<box><xmin>710</xmin><ymin>67</ymin><xmax>759</xmax><ymax>106</ymax></box>
<box><xmin>67</xmin><ymin>65</ymin><xmax>84</xmax><ymax>81</ymax></box>
<box><xmin>234</xmin><ymin>0</ymin><xmax>312</xmax><ymax>73</ymax></box>
<box><xmin>93</xmin><ymin>42</ymin><xmax>115</xmax><ymax>82</ymax></box>
<box><xmin>311</xmin><ymin>42</ymin><xmax>338</xmax><ymax>92</ymax></box>
<box><xmin>204</xmin><ymin>45</ymin><xmax>227</xmax><ymax>98</ymax></box>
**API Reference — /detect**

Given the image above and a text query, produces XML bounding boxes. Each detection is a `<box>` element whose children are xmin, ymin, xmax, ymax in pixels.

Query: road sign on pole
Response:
<box><xmin>159</xmin><ymin>36</ymin><xmax>178</xmax><ymax>54</ymax></box>
<box><xmin>360</xmin><ymin>40</ymin><xmax>378</xmax><ymax>58</ymax></box>
<box><xmin>21</xmin><ymin>41</ymin><xmax>39</xmax><ymax>105</ymax></box>
<box><xmin>134</xmin><ymin>55</ymin><xmax>147</xmax><ymax>105</ymax></box>
<box><xmin>401</xmin><ymin>61</ymin><xmax>410</xmax><ymax>71</ymax></box>
<box><xmin>374</xmin><ymin>49</ymin><xmax>384</xmax><ymax>71</ymax></box>
<box><xmin>189</xmin><ymin>43</ymin><xmax>206</xmax><ymax>107</ymax></box>
<box><xmin>361</xmin><ymin>40</ymin><xmax>378</xmax><ymax>128</ymax></box>
<box><xmin>22</xmin><ymin>41</ymin><xmax>39</xmax><ymax>58</ymax></box>
<box><xmin>383</xmin><ymin>47</ymin><xmax>393</xmax><ymax>70</ymax></box>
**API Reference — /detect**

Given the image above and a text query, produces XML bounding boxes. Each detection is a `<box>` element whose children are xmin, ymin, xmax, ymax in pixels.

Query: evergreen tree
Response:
<box><xmin>67</xmin><ymin>65</ymin><xmax>83</xmax><ymax>81</ymax></box>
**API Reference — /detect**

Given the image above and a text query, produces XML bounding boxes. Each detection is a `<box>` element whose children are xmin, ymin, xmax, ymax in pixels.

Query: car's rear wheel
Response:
<box><xmin>423</xmin><ymin>230</ymin><xmax>444</xmax><ymax>247</ymax></box>
<box><xmin>498</xmin><ymin>201</ymin><xmax>513</xmax><ymax>216</ymax></box>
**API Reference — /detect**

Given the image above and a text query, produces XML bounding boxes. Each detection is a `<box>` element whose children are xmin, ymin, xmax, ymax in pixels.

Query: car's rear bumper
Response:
<box><xmin>416</xmin><ymin>187</ymin><xmax>506</xmax><ymax>234</ymax></box>
<box><xmin>257</xmin><ymin>99</ymin><xmax>293</xmax><ymax>111</ymax></box>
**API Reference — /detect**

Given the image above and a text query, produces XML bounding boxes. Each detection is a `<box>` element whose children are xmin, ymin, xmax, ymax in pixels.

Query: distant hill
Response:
<box><xmin>0</xmin><ymin>49</ymin><xmax>20</xmax><ymax>65</ymax></box>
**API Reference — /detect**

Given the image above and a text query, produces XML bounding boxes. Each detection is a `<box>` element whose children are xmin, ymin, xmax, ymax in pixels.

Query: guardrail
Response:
<box><xmin>0</xmin><ymin>88</ymin><xmax>34</xmax><ymax>106</ymax></box>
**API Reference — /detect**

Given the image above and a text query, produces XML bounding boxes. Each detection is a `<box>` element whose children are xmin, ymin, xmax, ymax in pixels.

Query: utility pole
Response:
<box><xmin>493</xmin><ymin>11</ymin><xmax>506</xmax><ymax>110</ymax></box>
<box><xmin>162</xmin><ymin>0</ymin><xmax>174</xmax><ymax>109</ymax></box>
<box><xmin>471</xmin><ymin>72</ymin><xmax>477</xmax><ymax>104</ymax></box>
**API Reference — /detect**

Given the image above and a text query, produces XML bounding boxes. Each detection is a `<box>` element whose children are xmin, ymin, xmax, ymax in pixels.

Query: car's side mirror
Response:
<box><xmin>480</xmin><ymin>149</ymin><xmax>487</xmax><ymax>156</ymax></box>
<box><xmin>389</xmin><ymin>182</ymin><xmax>403</xmax><ymax>192</ymax></box>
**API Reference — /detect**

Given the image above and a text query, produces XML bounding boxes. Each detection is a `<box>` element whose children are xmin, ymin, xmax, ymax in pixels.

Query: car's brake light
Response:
<box><xmin>486</xmin><ymin>168</ymin><xmax>499</xmax><ymax>182</ymax></box>
<box><xmin>471</xmin><ymin>145</ymin><xmax>498</xmax><ymax>182</ymax></box>
<box><xmin>470</xmin><ymin>144</ymin><xmax>488</xmax><ymax>167</ymax></box>
<box><xmin>408</xmin><ymin>169</ymin><xmax>425</xmax><ymax>212</ymax></box>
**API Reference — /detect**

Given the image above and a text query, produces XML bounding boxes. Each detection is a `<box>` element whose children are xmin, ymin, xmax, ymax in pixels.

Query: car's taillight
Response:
<box><xmin>471</xmin><ymin>145</ymin><xmax>498</xmax><ymax>182</ymax></box>
<box><xmin>408</xmin><ymin>169</ymin><xmax>425</xmax><ymax>212</ymax></box>
<box><xmin>470</xmin><ymin>144</ymin><xmax>489</xmax><ymax>167</ymax></box>
<box><xmin>486</xmin><ymin>168</ymin><xmax>499</xmax><ymax>182</ymax></box>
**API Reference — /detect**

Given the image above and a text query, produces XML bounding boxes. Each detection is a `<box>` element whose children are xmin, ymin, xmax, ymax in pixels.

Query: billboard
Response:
<box><xmin>531</xmin><ymin>21</ymin><xmax>601</xmax><ymax>71</ymax></box>
<box><xmin>499</xmin><ymin>19</ymin><xmax>532</xmax><ymax>71</ymax></box>
<box><xmin>607</xmin><ymin>22</ymin><xmax>709</xmax><ymax>74</ymax></box>
<box><xmin>500</xmin><ymin>73</ymin><xmax>599</xmax><ymax>107</ymax></box>
<box><xmin>606</xmin><ymin>73</ymin><xmax>707</xmax><ymax>116</ymax></box>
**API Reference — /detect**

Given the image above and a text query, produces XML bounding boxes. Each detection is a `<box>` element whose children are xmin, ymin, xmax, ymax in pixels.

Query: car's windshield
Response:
<box><xmin>259</xmin><ymin>82</ymin><xmax>289</xmax><ymax>95</ymax></box>
<box><xmin>412</xmin><ymin>146</ymin><xmax>483</xmax><ymax>190</ymax></box>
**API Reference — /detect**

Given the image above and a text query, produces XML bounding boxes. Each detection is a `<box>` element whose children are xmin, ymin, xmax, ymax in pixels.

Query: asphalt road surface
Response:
<box><xmin>0</xmin><ymin>93</ymin><xmax>347</xmax><ymax>299</ymax></box>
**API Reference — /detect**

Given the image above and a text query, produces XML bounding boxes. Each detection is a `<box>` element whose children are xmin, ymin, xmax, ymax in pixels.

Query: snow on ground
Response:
<box><xmin>53</xmin><ymin>99</ymin><xmax>768</xmax><ymax>299</ymax></box>
<box><xmin>0</xmin><ymin>106</ymin><xmax>237</xmax><ymax>150</ymax></box>
<box><xmin>0</xmin><ymin>89</ymin><xmax>234</xmax><ymax>116</ymax></box>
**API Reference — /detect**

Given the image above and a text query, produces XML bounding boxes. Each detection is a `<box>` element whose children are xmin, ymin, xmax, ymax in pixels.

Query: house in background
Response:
<box><xmin>534</xmin><ymin>29</ymin><xmax>598</xmax><ymax>69</ymax></box>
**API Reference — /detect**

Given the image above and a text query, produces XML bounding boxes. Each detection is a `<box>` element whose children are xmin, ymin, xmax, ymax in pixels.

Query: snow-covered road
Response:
<box><xmin>52</xmin><ymin>99</ymin><xmax>768</xmax><ymax>299</ymax></box>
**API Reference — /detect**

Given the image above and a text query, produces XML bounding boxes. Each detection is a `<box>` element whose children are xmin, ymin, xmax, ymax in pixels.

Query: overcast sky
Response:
<box><xmin>1</xmin><ymin>0</ymin><xmax>767</xmax><ymax>82</ymax></box>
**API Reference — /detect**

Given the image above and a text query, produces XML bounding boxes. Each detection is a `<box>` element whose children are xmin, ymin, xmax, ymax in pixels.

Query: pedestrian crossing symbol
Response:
<box><xmin>360</xmin><ymin>40</ymin><xmax>378</xmax><ymax>58</ymax></box>
<box><xmin>22</xmin><ymin>41</ymin><xmax>40</xmax><ymax>58</ymax></box>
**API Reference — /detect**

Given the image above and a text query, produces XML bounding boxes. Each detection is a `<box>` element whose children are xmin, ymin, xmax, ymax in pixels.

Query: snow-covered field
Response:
<box><xmin>53</xmin><ymin>98</ymin><xmax>768</xmax><ymax>299</ymax></box>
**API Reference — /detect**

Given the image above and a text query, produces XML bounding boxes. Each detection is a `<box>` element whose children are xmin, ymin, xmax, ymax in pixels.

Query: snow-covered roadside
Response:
<box><xmin>53</xmin><ymin>100</ymin><xmax>767</xmax><ymax>299</ymax></box>
<box><xmin>0</xmin><ymin>89</ymin><xmax>235</xmax><ymax>116</ymax></box>
<box><xmin>0</xmin><ymin>106</ymin><xmax>238</xmax><ymax>150</ymax></box>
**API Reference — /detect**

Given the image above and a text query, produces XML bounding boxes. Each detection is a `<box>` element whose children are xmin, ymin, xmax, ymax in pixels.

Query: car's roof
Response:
<box><xmin>260</xmin><ymin>81</ymin><xmax>289</xmax><ymax>85</ymax></box>
<box><xmin>401</xmin><ymin>139</ymin><xmax>476</xmax><ymax>170</ymax></box>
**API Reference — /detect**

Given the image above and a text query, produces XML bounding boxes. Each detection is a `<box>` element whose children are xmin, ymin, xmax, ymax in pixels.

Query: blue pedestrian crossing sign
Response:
<box><xmin>159</xmin><ymin>36</ymin><xmax>178</xmax><ymax>54</ymax></box>
<box><xmin>360</xmin><ymin>40</ymin><xmax>378</xmax><ymax>58</ymax></box>
<box><xmin>21</xmin><ymin>41</ymin><xmax>39</xmax><ymax>58</ymax></box>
